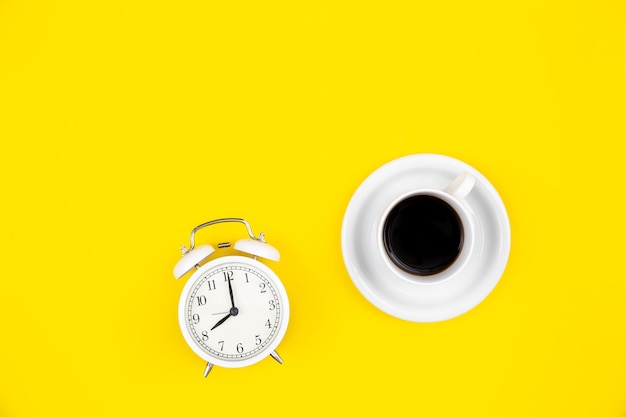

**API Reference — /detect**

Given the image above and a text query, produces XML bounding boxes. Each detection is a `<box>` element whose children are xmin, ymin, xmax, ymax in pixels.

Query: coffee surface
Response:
<box><xmin>383</xmin><ymin>195</ymin><xmax>463</xmax><ymax>276</ymax></box>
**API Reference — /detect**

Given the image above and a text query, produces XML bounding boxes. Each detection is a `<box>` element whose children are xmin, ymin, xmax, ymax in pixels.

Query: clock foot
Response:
<box><xmin>270</xmin><ymin>350</ymin><xmax>283</xmax><ymax>365</ymax></box>
<box><xmin>203</xmin><ymin>362</ymin><xmax>214</xmax><ymax>377</ymax></box>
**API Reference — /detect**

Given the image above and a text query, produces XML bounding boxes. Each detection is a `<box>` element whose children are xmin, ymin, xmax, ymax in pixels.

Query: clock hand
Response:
<box><xmin>210</xmin><ymin>305</ymin><xmax>239</xmax><ymax>331</ymax></box>
<box><xmin>211</xmin><ymin>278</ymin><xmax>240</xmax><ymax>331</ymax></box>
<box><xmin>227</xmin><ymin>275</ymin><xmax>236</xmax><ymax>309</ymax></box>
<box><xmin>210</xmin><ymin>312</ymin><xmax>231</xmax><ymax>331</ymax></box>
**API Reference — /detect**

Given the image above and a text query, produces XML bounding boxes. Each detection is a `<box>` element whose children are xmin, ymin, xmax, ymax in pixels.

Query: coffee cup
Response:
<box><xmin>379</xmin><ymin>172</ymin><xmax>476</xmax><ymax>285</ymax></box>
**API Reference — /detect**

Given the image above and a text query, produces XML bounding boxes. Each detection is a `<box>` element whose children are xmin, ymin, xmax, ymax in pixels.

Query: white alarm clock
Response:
<box><xmin>173</xmin><ymin>218</ymin><xmax>290</xmax><ymax>377</ymax></box>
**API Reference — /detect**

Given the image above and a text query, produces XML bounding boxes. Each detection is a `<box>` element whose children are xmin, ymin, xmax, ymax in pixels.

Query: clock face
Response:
<box><xmin>178</xmin><ymin>256</ymin><xmax>289</xmax><ymax>368</ymax></box>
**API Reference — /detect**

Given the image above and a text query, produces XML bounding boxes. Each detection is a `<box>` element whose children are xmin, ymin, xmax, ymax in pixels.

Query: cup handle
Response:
<box><xmin>443</xmin><ymin>172</ymin><xmax>475</xmax><ymax>200</ymax></box>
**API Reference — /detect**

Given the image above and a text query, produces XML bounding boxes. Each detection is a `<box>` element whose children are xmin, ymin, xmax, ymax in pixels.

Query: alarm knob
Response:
<box><xmin>234</xmin><ymin>239</ymin><xmax>280</xmax><ymax>262</ymax></box>
<box><xmin>173</xmin><ymin>244</ymin><xmax>215</xmax><ymax>279</ymax></box>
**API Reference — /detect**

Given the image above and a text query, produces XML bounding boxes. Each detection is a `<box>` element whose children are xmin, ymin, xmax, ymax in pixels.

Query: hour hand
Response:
<box><xmin>210</xmin><ymin>305</ymin><xmax>239</xmax><ymax>331</ymax></box>
<box><xmin>210</xmin><ymin>313</ymin><xmax>231</xmax><ymax>331</ymax></box>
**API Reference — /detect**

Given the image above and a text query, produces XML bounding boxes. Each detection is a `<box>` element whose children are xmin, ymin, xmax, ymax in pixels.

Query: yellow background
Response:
<box><xmin>1</xmin><ymin>0</ymin><xmax>625</xmax><ymax>416</ymax></box>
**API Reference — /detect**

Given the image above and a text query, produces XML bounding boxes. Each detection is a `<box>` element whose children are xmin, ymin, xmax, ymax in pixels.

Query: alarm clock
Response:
<box><xmin>173</xmin><ymin>218</ymin><xmax>290</xmax><ymax>377</ymax></box>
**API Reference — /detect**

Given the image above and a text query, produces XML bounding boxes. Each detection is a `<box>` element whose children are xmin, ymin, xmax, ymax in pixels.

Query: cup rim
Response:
<box><xmin>377</xmin><ymin>188</ymin><xmax>475</xmax><ymax>286</ymax></box>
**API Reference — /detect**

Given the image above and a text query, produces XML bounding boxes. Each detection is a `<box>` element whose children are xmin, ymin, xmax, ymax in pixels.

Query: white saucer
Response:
<box><xmin>341</xmin><ymin>154</ymin><xmax>511</xmax><ymax>322</ymax></box>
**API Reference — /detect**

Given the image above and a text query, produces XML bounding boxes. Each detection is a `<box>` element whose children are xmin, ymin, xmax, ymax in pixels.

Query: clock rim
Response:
<box><xmin>177</xmin><ymin>255</ymin><xmax>290</xmax><ymax>368</ymax></box>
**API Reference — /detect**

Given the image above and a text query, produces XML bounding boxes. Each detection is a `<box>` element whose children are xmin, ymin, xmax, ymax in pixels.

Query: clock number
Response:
<box><xmin>223</xmin><ymin>271</ymin><xmax>233</xmax><ymax>282</ymax></box>
<box><xmin>259</xmin><ymin>283</ymin><xmax>266</xmax><ymax>293</ymax></box>
<box><xmin>255</xmin><ymin>335</ymin><xmax>262</xmax><ymax>345</ymax></box>
<box><xmin>236</xmin><ymin>343</ymin><xmax>244</xmax><ymax>353</ymax></box>
<box><xmin>218</xmin><ymin>341</ymin><xmax>224</xmax><ymax>351</ymax></box>
<box><xmin>207</xmin><ymin>280</ymin><xmax>216</xmax><ymax>291</ymax></box>
<box><xmin>265</xmin><ymin>319</ymin><xmax>271</xmax><ymax>329</ymax></box>
<box><xmin>192</xmin><ymin>314</ymin><xmax>200</xmax><ymax>324</ymax></box>
<box><xmin>201</xmin><ymin>331</ymin><xmax>209</xmax><ymax>341</ymax></box>
<box><xmin>245</xmin><ymin>273</ymin><xmax>249</xmax><ymax>283</ymax></box>
<box><xmin>197</xmin><ymin>295</ymin><xmax>206</xmax><ymax>306</ymax></box>
<box><xmin>268</xmin><ymin>300</ymin><xmax>276</xmax><ymax>310</ymax></box>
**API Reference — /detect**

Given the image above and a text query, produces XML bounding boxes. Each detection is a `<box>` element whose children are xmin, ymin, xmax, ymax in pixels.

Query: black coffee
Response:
<box><xmin>383</xmin><ymin>195</ymin><xmax>463</xmax><ymax>276</ymax></box>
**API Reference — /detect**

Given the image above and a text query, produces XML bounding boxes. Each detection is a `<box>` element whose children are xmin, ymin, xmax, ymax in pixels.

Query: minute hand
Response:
<box><xmin>228</xmin><ymin>275</ymin><xmax>236</xmax><ymax>309</ymax></box>
<box><xmin>211</xmin><ymin>278</ymin><xmax>239</xmax><ymax>331</ymax></box>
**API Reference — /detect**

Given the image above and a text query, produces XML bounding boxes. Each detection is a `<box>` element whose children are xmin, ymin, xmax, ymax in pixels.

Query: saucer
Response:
<box><xmin>341</xmin><ymin>154</ymin><xmax>511</xmax><ymax>322</ymax></box>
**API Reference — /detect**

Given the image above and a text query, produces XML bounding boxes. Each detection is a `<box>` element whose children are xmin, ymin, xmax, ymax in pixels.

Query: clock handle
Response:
<box><xmin>184</xmin><ymin>218</ymin><xmax>266</xmax><ymax>252</ymax></box>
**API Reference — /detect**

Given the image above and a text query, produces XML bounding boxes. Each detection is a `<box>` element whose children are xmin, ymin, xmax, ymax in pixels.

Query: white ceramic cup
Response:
<box><xmin>378</xmin><ymin>172</ymin><xmax>476</xmax><ymax>285</ymax></box>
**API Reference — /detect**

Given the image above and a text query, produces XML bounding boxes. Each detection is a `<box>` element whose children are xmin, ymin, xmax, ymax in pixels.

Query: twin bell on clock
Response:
<box><xmin>173</xmin><ymin>218</ymin><xmax>290</xmax><ymax>378</ymax></box>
